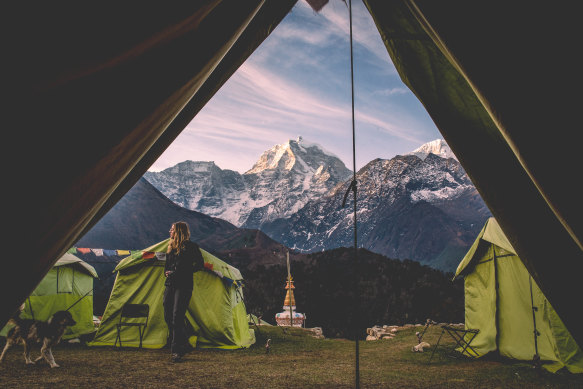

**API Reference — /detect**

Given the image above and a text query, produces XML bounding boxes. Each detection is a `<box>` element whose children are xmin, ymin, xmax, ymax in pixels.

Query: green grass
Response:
<box><xmin>1</xmin><ymin>325</ymin><xmax>582</xmax><ymax>388</ymax></box>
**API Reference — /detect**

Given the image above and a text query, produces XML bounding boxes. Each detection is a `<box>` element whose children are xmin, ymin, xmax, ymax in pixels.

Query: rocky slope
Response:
<box><xmin>74</xmin><ymin>178</ymin><xmax>287</xmax><ymax>260</ymax></box>
<box><xmin>261</xmin><ymin>153</ymin><xmax>491</xmax><ymax>272</ymax></box>
<box><xmin>144</xmin><ymin>137</ymin><xmax>352</xmax><ymax>229</ymax></box>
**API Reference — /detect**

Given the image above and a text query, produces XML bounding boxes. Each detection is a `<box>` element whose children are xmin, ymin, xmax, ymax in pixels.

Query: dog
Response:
<box><xmin>0</xmin><ymin>309</ymin><xmax>76</xmax><ymax>368</ymax></box>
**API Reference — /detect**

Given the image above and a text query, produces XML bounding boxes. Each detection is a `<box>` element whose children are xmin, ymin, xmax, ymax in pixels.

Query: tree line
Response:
<box><xmin>239</xmin><ymin>247</ymin><xmax>464</xmax><ymax>339</ymax></box>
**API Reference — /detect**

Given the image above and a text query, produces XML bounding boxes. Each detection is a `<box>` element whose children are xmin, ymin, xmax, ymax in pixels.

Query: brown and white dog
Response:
<box><xmin>0</xmin><ymin>308</ymin><xmax>76</xmax><ymax>368</ymax></box>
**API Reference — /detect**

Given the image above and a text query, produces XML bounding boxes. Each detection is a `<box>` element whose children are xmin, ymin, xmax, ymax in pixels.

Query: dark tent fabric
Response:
<box><xmin>362</xmin><ymin>0</ymin><xmax>582</xmax><ymax>348</ymax></box>
<box><xmin>2</xmin><ymin>0</ymin><xmax>581</xmax><ymax>349</ymax></box>
<box><xmin>2</xmin><ymin>0</ymin><xmax>296</xmax><ymax>330</ymax></box>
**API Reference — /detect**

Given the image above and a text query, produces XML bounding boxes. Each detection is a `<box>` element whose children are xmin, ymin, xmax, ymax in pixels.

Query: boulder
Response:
<box><xmin>412</xmin><ymin>341</ymin><xmax>431</xmax><ymax>352</ymax></box>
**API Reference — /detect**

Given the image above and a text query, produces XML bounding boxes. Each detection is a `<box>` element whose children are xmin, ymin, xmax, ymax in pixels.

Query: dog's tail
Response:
<box><xmin>7</xmin><ymin>303</ymin><xmax>25</xmax><ymax>326</ymax></box>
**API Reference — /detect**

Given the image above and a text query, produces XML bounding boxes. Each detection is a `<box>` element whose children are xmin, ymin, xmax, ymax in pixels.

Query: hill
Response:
<box><xmin>75</xmin><ymin>178</ymin><xmax>286</xmax><ymax>259</ymax></box>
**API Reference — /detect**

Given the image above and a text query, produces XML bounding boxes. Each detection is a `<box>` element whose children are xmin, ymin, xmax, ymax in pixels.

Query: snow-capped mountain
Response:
<box><xmin>144</xmin><ymin>138</ymin><xmax>490</xmax><ymax>272</ymax></box>
<box><xmin>144</xmin><ymin>137</ymin><xmax>352</xmax><ymax>228</ymax></box>
<box><xmin>407</xmin><ymin>139</ymin><xmax>457</xmax><ymax>161</ymax></box>
<box><xmin>260</xmin><ymin>150</ymin><xmax>491</xmax><ymax>272</ymax></box>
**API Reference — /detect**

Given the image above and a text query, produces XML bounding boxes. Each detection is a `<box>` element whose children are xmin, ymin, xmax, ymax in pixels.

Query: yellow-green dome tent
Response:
<box><xmin>454</xmin><ymin>218</ymin><xmax>583</xmax><ymax>373</ymax></box>
<box><xmin>88</xmin><ymin>239</ymin><xmax>255</xmax><ymax>350</ymax></box>
<box><xmin>1</xmin><ymin>253</ymin><xmax>98</xmax><ymax>341</ymax></box>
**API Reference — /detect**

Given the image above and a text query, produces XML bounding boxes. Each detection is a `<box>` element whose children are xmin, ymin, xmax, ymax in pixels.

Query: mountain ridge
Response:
<box><xmin>259</xmin><ymin>152</ymin><xmax>491</xmax><ymax>271</ymax></box>
<box><xmin>144</xmin><ymin>136</ymin><xmax>352</xmax><ymax>229</ymax></box>
<box><xmin>142</xmin><ymin>139</ymin><xmax>490</xmax><ymax>272</ymax></box>
<box><xmin>74</xmin><ymin>177</ymin><xmax>287</xmax><ymax>263</ymax></box>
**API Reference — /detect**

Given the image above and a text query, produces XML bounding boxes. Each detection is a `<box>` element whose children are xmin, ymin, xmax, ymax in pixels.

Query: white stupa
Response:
<box><xmin>275</xmin><ymin>276</ymin><xmax>306</xmax><ymax>327</ymax></box>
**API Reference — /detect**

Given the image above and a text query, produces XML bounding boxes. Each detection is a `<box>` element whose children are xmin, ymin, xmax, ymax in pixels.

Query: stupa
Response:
<box><xmin>275</xmin><ymin>276</ymin><xmax>306</xmax><ymax>327</ymax></box>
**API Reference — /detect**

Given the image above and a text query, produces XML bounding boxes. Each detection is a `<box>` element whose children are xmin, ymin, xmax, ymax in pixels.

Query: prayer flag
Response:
<box><xmin>213</xmin><ymin>270</ymin><xmax>224</xmax><ymax>278</ymax></box>
<box><xmin>142</xmin><ymin>251</ymin><xmax>155</xmax><ymax>259</ymax></box>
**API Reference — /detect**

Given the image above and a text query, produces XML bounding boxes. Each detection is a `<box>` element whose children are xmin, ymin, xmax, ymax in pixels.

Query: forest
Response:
<box><xmin>239</xmin><ymin>247</ymin><xmax>465</xmax><ymax>338</ymax></box>
<box><xmin>80</xmin><ymin>246</ymin><xmax>464</xmax><ymax>339</ymax></box>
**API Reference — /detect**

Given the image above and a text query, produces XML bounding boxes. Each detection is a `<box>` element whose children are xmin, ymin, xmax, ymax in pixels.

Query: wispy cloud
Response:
<box><xmin>373</xmin><ymin>87</ymin><xmax>409</xmax><ymax>96</ymax></box>
<box><xmin>149</xmin><ymin>1</ymin><xmax>440</xmax><ymax>173</ymax></box>
<box><xmin>305</xmin><ymin>1</ymin><xmax>396</xmax><ymax>72</ymax></box>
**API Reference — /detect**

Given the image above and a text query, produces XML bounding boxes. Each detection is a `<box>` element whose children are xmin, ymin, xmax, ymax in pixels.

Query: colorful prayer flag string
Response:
<box><xmin>142</xmin><ymin>251</ymin><xmax>155</xmax><ymax>260</ymax></box>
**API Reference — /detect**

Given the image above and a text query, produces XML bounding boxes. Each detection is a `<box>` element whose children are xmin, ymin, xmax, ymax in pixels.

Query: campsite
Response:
<box><xmin>2</xmin><ymin>0</ymin><xmax>582</xmax><ymax>388</ymax></box>
<box><xmin>1</xmin><ymin>324</ymin><xmax>582</xmax><ymax>388</ymax></box>
<box><xmin>2</xmin><ymin>222</ymin><xmax>582</xmax><ymax>387</ymax></box>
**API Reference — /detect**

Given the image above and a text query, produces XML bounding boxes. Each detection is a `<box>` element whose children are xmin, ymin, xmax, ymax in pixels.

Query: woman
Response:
<box><xmin>163</xmin><ymin>221</ymin><xmax>204</xmax><ymax>362</ymax></box>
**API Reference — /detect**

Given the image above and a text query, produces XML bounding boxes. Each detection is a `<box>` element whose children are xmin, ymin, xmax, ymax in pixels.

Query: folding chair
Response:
<box><xmin>114</xmin><ymin>303</ymin><xmax>149</xmax><ymax>348</ymax></box>
<box><xmin>429</xmin><ymin>325</ymin><xmax>479</xmax><ymax>363</ymax></box>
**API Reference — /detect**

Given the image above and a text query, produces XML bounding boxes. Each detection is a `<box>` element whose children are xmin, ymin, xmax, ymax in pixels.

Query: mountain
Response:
<box><xmin>260</xmin><ymin>151</ymin><xmax>491</xmax><ymax>272</ymax></box>
<box><xmin>142</xmin><ymin>138</ymin><xmax>491</xmax><ymax>272</ymax></box>
<box><xmin>74</xmin><ymin>178</ymin><xmax>287</xmax><ymax>262</ymax></box>
<box><xmin>144</xmin><ymin>136</ymin><xmax>352</xmax><ymax>229</ymax></box>
<box><xmin>74</xmin><ymin>160</ymin><xmax>467</xmax><ymax>330</ymax></box>
<box><xmin>73</xmin><ymin>177</ymin><xmax>299</xmax><ymax>315</ymax></box>
<box><xmin>407</xmin><ymin>138</ymin><xmax>457</xmax><ymax>161</ymax></box>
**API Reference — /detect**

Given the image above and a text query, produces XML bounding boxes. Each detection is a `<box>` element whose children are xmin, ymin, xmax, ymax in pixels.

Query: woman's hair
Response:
<box><xmin>167</xmin><ymin>221</ymin><xmax>190</xmax><ymax>254</ymax></box>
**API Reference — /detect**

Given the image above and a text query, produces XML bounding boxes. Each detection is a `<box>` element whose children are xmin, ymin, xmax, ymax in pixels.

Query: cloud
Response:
<box><xmin>310</xmin><ymin>1</ymin><xmax>396</xmax><ymax>71</ymax></box>
<box><xmin>373</xmin><ymin>87</ymin><xmax>409</xmax><ymax>96</ymax></box>
<box><xmin>149</xmin><ymin>1</ymin><xmax>440</xmax><ymax>173</ymax></box>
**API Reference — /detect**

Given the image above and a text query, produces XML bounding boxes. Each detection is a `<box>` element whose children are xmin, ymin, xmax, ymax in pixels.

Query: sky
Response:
<box><xmin>148</xmin><ymin>0</ymin><xmax>442</xmax><ymax>174</ymax></box>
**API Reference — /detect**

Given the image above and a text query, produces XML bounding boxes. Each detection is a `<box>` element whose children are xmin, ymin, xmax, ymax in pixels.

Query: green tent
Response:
<box><xmin>1</xmin><ymin>253</ymin><xmax>97</xmax><ymax>340</ymax></box>
<box><xmin>454</xmin><ymin>218</ymin><xmax>583</xmax><ymax>373</ymax></box>
<box><xmin>248</xmin><ymin>313</ymin><xmax>273</xmax><ymax>327</ymax></box>
<box><xmin>88</xmin><ymin>239</ymin><xmax>255</xmax><ymax>350</ymax></box>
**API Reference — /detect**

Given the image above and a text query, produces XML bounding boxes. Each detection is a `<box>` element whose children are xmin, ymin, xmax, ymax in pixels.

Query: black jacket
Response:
<box><xmin>164</xmin><ymin>240</ymin><xmax>204</xmax><ymax>290</ymax></box>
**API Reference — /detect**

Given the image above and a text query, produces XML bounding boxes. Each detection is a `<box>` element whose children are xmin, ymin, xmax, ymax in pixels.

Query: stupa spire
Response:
<box><xmin>275</xmin><ymin>251</ymin><xmax>306</xmax><ymax>327</ymax></box>
<box><xmin>283</xmin><ymin>276</ymin><xmax>296</xmax><ymax>308</ymax></box>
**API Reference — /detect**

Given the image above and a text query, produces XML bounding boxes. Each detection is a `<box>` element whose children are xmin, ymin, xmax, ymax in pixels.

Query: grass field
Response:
<box><xmin>1</xmin><ymin>325</ymin><xmax>582</xmax><ymax>388</ymax></box>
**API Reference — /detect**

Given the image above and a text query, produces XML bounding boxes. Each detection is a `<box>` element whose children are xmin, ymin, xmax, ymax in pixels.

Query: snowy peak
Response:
<box><xmin>408</xmin><ymin>139</ymin><xmax>457</xmax><ymax>161</ymax></box>
<box><xmin>245</xmin><ymin>140</ymin><xmax>297</xmax><ymax>174</ymax></box>
<box><xmin>245</xmin><ymin>136</ymin><xmax>344</xmax><ymax>175</ymax></box>
<box><xmin>144</xmin><ymin>137</ymin><xmax>351</xmax><ymax>229</ymax></box>
<box><xmin>164</xmin><ymin>160</ymin><xmax>219</xmax><ymax>175</ymax></box>
<box><xmin>260</xmin><ymin>150</ymin><xmax>491</xmax><ymax>272</ymax></box>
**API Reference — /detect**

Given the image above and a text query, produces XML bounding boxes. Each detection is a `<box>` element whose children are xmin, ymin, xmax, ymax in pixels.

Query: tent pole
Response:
<box><xmin>529</xmin><ymin>275</ymin><xmax>541</xmax><ymax>369</ymax></box>
<box><xmin>493</xmin><ymin>244</ymin><xmax>500</xmax><ymax>351</ymax></box>
<box><xmin>286</xmin><ymin>251</ymin><xmax>293</xmax><ymax>328</ymax></box>
<box><xmin>348</xmin><ymin>1</ymin><xmax>359</xmax><ymax>387</ymax></box>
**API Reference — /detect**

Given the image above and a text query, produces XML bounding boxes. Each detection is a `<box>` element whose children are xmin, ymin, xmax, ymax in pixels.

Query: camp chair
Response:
<box><xmin>114</xmin><ymin>303</ymin><xmax>149</xmax><ymax>348</ymax></box>
<box><xmin>428</xmin><ymin>325</ymin><xmax>480</xmax><ymax>363</ymax></box>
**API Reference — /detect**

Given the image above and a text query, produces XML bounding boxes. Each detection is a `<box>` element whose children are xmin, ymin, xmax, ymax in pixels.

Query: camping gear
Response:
<box><xmin>89</xmin><ymin>239</ymin><xmax>255</xmax><ymax>350</ymax></box>
<box><xmin>454</xmin><ymin>218</ymin><xmax>583</xmax><ymax>373</ymax></box>
<box><xmin>114</xmin><ymin>303</ymin><xmax>150</xmax><ymax>348</ymax></box>
<box><xmin>429</xmin><ymin>325</ymin><xmax>480</xmax><ymax>363</ymax></box>
<box><xmin>5</xmin><ymin>2</ymin><xmax>583</xmax><ymax>358</ymax></box>
<box><xmin>0</xmin><ymin>253</ymin><xmax>98</xmax><ymax>340</ymax></box>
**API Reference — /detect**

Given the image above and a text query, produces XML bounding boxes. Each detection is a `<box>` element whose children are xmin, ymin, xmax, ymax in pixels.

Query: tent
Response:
<box><xmin>3</xmin><ymin>1</ymin><xmax>582</xmax><ymax>350</ymax></box>
<box><xmin>0</xmin><ymin>253</ymin><xmax>98</xmax><ymax>341</ymax></box>
<box><xmin>248</xmin><ymin>313</ymin><xmax>273</xmax><ymax>326</ymax></box>
<box><xmin>453</xmin><ymin>218</ymin><xmax>583</xmax><ymax>373</ymax></box>
<box><xmin>89</xmin><ymin>239</ymin><xmax>255</xmax><ymax>350</ymax></box>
